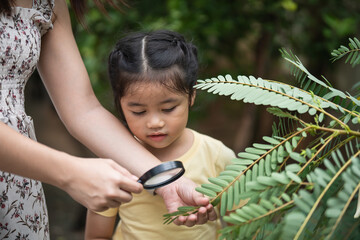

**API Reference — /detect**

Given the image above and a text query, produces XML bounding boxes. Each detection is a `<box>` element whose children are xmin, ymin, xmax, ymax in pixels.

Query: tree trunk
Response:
<box><xmin>233</xmin><ymin>30</ymin><xmax>274</xmax><ymax>152</ymax></box>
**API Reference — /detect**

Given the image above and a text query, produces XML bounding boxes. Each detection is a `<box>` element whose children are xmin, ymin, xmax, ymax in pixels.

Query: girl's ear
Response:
<box><xmin>190</xmin><ymin>90</ymin><xmax>196</xmax><ymax>107</ymax></box>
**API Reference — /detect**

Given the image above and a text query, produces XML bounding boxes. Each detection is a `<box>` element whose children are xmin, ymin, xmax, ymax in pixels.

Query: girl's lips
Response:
<box><xmin>148</xmin><ymin>134</ymin><xmax>167</xmax><ymax>142</ymax></box>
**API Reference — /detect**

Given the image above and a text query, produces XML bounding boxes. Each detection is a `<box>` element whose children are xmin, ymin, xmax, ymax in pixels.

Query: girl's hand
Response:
<box><xmin>156</xmin><ymin>176</ymin><xmax>217</xmax><ymax>227</ymax></box>
<box><xmin>61</xmin><ymin>156</ymin><xmax>143</xmax><ymax>212</ymax></box>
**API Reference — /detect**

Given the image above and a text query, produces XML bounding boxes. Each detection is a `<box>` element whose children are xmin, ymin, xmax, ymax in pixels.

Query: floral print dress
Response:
<box><xmin>0</xmin><ymin>0</ymin><xmax>54</xmax><ymax>239</ymax></box>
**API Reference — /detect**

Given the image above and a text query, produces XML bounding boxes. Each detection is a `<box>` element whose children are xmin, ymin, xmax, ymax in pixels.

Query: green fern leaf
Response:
<box><xmin>246</xmin><ymin>181</ymin><xmax>268</xmax><ymax>191</ymax></box>
<box><xmin>257</xmin><ymin>176</ymin><xmax>278</xmax><ymax>187</ymax></box>
<box><xmin>271</xmin><ymin>172</ymin><xmax>291</xmax><ymax>184</ymax></box>
<box><xmin>253</xmin><ymin>143</ymin><xmax>274</xmax><ymax>149</ymax></box>
<box><xmin>290</xmin><ymin>152</ymin><xmax>306</xmax><ymax>163</ymax></box>
<box><xmin>235</xmin><ymin>207</ymin><xmax>254</xmax><ymax>220</ymax></box>
<box><xmin>227</xmin><ymin>185</ymin><xmax>235</xmax><ymax>211</ymax></box>
<box><xmin>220</xmin><ymin>170</ymin><xmax>240</xmax><ymax>178</ymax></box>
<box><xmin>245</xmin><ymin>147</ymin><xmax>267</xmax><ymax>155</ymax></box>
<box><xmin>218</xmin><ymin>175</ymin><xmax>235</xmax><ymax>183</ymax></box>
<box><xmin>286</xmin><ymin>171</ymin><xmax>302</xmax><ymax>183</ymax></box>
<box><xmin>267</xmin><ymin>107</ymin><xmax>298</xmax><ymax>120</ymax></box>
<box><xmin>293</xmin><ymin>194</ymin><xmax>312</xmax><ymax>213</ymax></box>
<box><xmin>285</xmin><ymin>163</ymin><xmax>302</xmax><ymax>172</ymax></box>
<box><xmin>282</xmin><ymin>211</ymin><xmax>306</xmax><ymax>238</ymax></box>
<box><xmin>331</xmin><ymin>37</ymin><xmax>360</xmax><ymax>67</ymax></box>
<box><xmin>201</xmin><ymin>183</ymin><xmax>223</xmax><ymax>192</ymax></box>
<box><xmin>220</xmin><ymin>192</ymin><xmax>228</xmax><ymax>216</ymax></box>
<box><xmin>208</xmin><ymin>177</ymin><xmax>228</xmax><ymax>188</ymax></box>
<box><xmin>231</xmin><ymin>158</ymin><xmax>254</xmax><ymax>165</ymax></box>
<box><xmin>263</xmin><ymin>136</ymin><xmax>281</xmax><ymax>145</ymax></box>
<box><xmin>234</xmin><ymin>180</ymin><xmax>241</xmax><ymax>206</ymax></box>
<box><xmin>265</xmin><ymin>155</ymin><xmax>272</xmax><ymax>176</ymax></box>
<box><xmin>222</xmin><ymin>215</ymin><xmax>242</xmax><ymax>225</ymax></box>
<box><xmin>225</xmin><ymin>164</ymin><xmax>247</xmax><ymax>172</ymax></box>
<box><xmin>238</xmin><ymin>152</ymin><xmax>260</xmax><ymax>160</ymax></box>
<box><xmin>195</xmin><ymin>186</ymin><xmax>217</xmax><ymax>197</ymax></box>
<box><xmin>260</xmin><ymin>198</ymin><xmax>276</xmax><ymax>210</ymax></box>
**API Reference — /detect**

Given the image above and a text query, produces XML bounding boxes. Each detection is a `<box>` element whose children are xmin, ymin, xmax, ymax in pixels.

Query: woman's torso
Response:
<box><xmin>0</xmin><ymin>0</ymin><xmax>53</xmax><ymax>238</ymax></box>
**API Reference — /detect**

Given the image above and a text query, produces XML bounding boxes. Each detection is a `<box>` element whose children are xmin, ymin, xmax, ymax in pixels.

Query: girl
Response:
<box><xmin>85</xmin><ymin>30</ymin><xmax>235</xmax><ymax>240</ymax></box>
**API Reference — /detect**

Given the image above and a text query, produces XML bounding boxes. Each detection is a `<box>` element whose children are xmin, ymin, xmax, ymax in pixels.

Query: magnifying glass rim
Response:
<box><xmin>138</xmin><ymin>161</ymin><xmax>185</xmax><ymax>189</ymax></box>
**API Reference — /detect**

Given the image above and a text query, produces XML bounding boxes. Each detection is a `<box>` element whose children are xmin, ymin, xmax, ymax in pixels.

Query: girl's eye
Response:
<box><xmin>132</xmin><ymin>111</ymin><xmax>146</xmax><ymax>115</ymax></box>
<box><xmin>163</xmin><ymin>106</ymin><xmax>177</xmax><ymax>113</ymax></box>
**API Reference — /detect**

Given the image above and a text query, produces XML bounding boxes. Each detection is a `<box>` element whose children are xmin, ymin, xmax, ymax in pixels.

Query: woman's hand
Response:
<box><xmin>156</xmin><ymin>176</ymin><xmax>217</xmax><ymax>227</ymax></box>
<box><xmin>61</xmin><ymin>156</ymin><xmax>143</xmax><ymax>212</ymax></box>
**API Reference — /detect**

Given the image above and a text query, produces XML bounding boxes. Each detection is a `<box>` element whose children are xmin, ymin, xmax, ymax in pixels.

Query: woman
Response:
<box><xmin>0</xmin><ymin>0</ymin><xmax>216</xmax><ymax>238</ymax></box>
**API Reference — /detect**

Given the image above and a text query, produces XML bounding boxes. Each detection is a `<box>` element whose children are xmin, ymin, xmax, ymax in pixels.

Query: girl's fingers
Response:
<box><xmin>182</xmin><ymin>214</ymin><xmax>197</xmax><ymax>227</ymax></box>
<box><xmin>196</xmin><ymin>207</ymin><xmax>209</xmax><ymax>225</ymax></box>
<box><xmin>206</xmin><ymin>204</ymin><xmax>217</xmax><ymax>221</ymax></box>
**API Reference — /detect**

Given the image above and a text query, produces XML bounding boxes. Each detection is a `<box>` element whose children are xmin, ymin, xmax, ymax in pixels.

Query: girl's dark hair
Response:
<box><xmin>108</xmin><ymin>30</ymin><xmax>198</xmax><ymax>120</ymax></box>
<box><xmin>1</xmin><ymin>0</ymin><xmax>126</xmax><ymax>24</ymax></box>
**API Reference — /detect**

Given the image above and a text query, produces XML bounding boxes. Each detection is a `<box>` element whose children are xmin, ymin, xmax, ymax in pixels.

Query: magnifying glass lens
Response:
<box><xmin>143</xmin><ymin>168</ymin><xmax>183</xmax><ymax>187</ymax></box>
<box><xmin>138</xmin><ymin>161</ymin><xmax>185</xmax><ymax>189</ymax></box>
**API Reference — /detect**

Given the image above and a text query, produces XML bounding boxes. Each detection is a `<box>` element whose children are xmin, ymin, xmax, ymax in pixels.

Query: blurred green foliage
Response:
<box><xmin>70</xmin><ymin>0</ymin><xmax>360</xmax><ymax>130</ymax></box>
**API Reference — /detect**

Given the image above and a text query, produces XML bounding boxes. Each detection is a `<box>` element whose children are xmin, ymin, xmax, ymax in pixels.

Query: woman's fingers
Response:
<box><xmin>109</xmin><ymin>160</ymin><xmax>143</xmax><ymax>194</ymax></box>
<box><xmin>65</xmin><ymin>157</ymin><xmax>143</xmax><ymax>212</ymax></box>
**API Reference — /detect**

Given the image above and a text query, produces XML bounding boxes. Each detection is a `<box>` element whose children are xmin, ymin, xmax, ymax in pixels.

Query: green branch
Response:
<box><xmin>209</xmin><ymin>126</ymin><xmax>311</xmax><ymax>205</ymax></box>
<box><xmin>327</xmin><ymin>182</ymin><xmax>360</xmax><ymax>239</ymax></box>
<box><xmin>264</xmin><ymin>78</ymin><xmax>360</xmax><ymax>119</ymax></box>
<box><xmin>212</xmin><ymin>79</ymin><xmax>352</xmax><ymax>130</ymax></box>
<box><xmin>307</xmin><ymin>125</ymin><xmax>360</xmax><ymax>137</ymax></box>
<box><xmin>294</xmin><ymin>157</ymin><xmax>354</xmax><ymax>240</ymax></box>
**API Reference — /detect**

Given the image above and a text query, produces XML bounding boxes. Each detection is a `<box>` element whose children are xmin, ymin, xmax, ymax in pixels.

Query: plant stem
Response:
<box><xmin>308</xmin><ymin>125</ymin><xmax>360</xmax><ymax>137</ymax></box>
<box><xmin>297</xmin><ymin>135</ymin><xmax>334</xmax><ymax>176</ymax></box>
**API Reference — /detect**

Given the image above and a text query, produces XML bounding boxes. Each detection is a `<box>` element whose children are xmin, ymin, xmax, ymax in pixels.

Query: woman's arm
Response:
<box><xmin>0</xmin><ymin>122</ymin><xmax>142</xmax><ymax>211</ymax></box>
<box><xmin>85</xmin><ymin>210</ymin><xmax>116</xmax><ymax>240</ymax></box>
<box><xmin>37</xmin><ymin>0</ymin><xmax>159</xmax><ymax>177</ymax></box>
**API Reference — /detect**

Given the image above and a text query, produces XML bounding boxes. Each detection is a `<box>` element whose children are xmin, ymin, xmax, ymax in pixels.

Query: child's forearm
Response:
<box><xmin>85</xmin><ymin>209</ymin><xmax>117</xmax><ymax>239</ymax></box>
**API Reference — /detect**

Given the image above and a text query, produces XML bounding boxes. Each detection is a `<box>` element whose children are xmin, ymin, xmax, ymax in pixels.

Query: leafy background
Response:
<box><xmin>24</xmin><ymin>0</ymin><xmax>360</xmax><ymax>238</ymax></box>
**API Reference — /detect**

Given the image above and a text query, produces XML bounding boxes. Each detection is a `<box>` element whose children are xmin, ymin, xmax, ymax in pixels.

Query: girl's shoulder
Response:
<box><xmin>191</xmin><ymin>129</ymin><xmax>235</xmax><ymax>158</ymax></box>
<box><xmin>191</xmin><ymin>129</ymin><xmax>225</xmax><ymax>148</ymax></box>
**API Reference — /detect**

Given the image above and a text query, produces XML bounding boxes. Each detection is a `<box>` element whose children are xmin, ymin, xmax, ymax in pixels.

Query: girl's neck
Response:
<box><xmin>143</xmin><ymin>128</ymin><xmax>194</xmax><ymax>162</ymax></box>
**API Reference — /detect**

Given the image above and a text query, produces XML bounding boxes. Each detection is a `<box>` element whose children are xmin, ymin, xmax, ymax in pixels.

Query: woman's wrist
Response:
<box><xmin>49</xmin><ymin>152</ymin><xmax>77</xmax><ymax>191</ymax></box>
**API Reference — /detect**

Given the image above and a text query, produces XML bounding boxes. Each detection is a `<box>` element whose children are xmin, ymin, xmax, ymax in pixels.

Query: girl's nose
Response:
<box><xmin>146</xmin><ymin>115</ymin><xmax>165</xmax><ymax>129</ymax></box>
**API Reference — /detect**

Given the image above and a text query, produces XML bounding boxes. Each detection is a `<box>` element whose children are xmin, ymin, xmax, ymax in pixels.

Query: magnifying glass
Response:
<box><xmin>137</xmin><ymin>161</ymin><xmax>185</xmax><ymax>189</ymax></box>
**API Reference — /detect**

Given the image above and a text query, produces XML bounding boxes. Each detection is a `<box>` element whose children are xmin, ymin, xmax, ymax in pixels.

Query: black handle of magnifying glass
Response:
<box><xmin>137</xmin><ymin>161</ymin><xmax>185</xmax><ymax>189</ymax></box>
